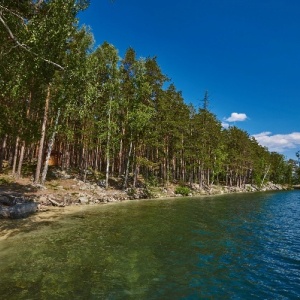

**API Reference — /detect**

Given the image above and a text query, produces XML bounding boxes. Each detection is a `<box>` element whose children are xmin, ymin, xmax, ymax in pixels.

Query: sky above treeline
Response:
<box><xmin>79</xmin><ymin>0</ymin><xmax>300</xmax><ymax>160</ymax></box>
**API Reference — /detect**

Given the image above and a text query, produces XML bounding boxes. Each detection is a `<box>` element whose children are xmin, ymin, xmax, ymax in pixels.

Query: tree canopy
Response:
<box><xmin>0</xmin><ymin>0</ymin><xmax>294</xmax><ymax>186</ymax></box>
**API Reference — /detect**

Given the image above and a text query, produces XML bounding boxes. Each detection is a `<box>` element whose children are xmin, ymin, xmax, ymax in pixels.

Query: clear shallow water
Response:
<box><xmin>0</xmin><ymin>191</ymin><xmax>300</xmax><ymax>299</ymax></box>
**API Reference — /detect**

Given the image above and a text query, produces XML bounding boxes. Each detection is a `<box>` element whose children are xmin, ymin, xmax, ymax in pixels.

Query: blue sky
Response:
<box><xmin>79</xmin><ymin>0</ymin><xmax>300</xmax><ymax>160</ymax></box>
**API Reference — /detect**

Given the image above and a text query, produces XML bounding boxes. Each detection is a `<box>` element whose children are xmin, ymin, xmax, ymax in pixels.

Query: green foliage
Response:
<box><xmin>126</xmin><ymin>188</ymin><xmax>136</xmax><ymax>198</ymax></box>
<box><xmin>175</xmin><ymin>186</ymin><xmax>191</xmax><ymax>196</ymax></box>
<box><xmin>146</xmin><ymin>175</ymin><xmax>159</xmax><ymax>187</ymax></box>
<box><xmin>0</xmin><ymin>176</ymin><xmax>11</xmax><ymax>185</ymax></box>
<box><xmin>0</xmin><ymin>1</ymin><xmax>293</xmax><ymax>187</ymax></box>
<box><xmin>20</xmin><ymin>163</ymin><xmax>36</xmax><ymax>177</ymax></box>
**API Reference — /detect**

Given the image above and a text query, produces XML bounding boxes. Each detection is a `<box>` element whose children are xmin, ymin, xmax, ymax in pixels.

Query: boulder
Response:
<box><xmin>78</xmin><ymin>196</ymin><xmax>89</xmax><ymax>204</ymax></box>
<box><xmin>0</xmin><ymin>201</ymin><xmax>38</xmax><ymax>219</ymax></box>
<box><xmin>0</xmin><ymin>195</ymin><xmax>16</xmax><ymax>206</ymax></box>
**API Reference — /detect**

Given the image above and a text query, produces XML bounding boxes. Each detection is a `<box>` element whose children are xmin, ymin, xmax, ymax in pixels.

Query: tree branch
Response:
<box><xmin>0</xmin><ymin>7</ymin><xmax>64</xmax><ymax>70</ymax></box>
<box><xmin>0</xmin><ymin>5</ymin><xmax>26</xmax><ymax>23</ymax></box>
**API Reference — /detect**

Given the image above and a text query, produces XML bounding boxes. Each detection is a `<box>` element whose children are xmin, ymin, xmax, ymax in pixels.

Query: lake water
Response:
<box><xmin>0</xmin><ymin>191</ymin><xmax>300</xmax><ymax>299</ymax></box>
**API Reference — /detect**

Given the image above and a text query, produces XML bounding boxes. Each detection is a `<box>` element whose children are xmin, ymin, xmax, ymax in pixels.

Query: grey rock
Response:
<box><xmin>0</xmin><ymin>195</ymin><xmax>15</xmax><ymax>206</ymax></box>
<box><xmin>0</xmin><ymin>201</ymin><xmax>38</xmax><ymax>219</ymax></box>
<box><xmin>38</xmin><ymin>196</ymin><xmax>48</xmax><ymax>202</ymax></box>
<box><xmin>78</xmin><ymin>196</ymin><xmax>89</xmax><ymax>204</ymax></box>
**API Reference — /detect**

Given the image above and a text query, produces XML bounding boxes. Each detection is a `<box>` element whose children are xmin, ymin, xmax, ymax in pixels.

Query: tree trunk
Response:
<box><xmin>82</xmin><ymin>147</ymin><xmax>88</xmax><ymax>183</ymax></box>
<box><xmin>0</xmin><ymin>134</ymin><xmax>8</xmax><ymax>173</ymax></box>
<box><xmin>17</xmin><ymin>91</ymin><xmax>32</xmax><ymax>178</ymax></box>
<box><xmin>105</xmin><ymin>144</ymin><xmax>110</xmax><ymax>189</ymax></box>
<box><xmin>198</xmin><ymin>163</ymin><xmax>203</xmax><ymax>189</ymax></box>
<box><xmin>180</xmin><ymin>153</ymin><xmax>185</xmax><ymax>182</ymax></box>
<box><xmin>261</xmin><ymin>164</ymin><xmax>271</xmax><ymax>186</ymax></box>
<box><xmin>165</xmin><ymin>144</ymin><xmax>169</xmax><ymax>184</ymax></box>
<box><xmin>118</xmin><ymin>128</ymin><xmax>125</xmax><ymax>176</ymax></box>
<box><xmin>207</xmin><ymin>168</ymin><xmax>210</xmax><ymax>186</ymax></box>
<box><xmin>105</xmin><ymin>98</ymin><xmax>112</xmax><ymax>189</ymax></box>
<box><xmin>123</xmin><ymin>138</ymin><xmax>133</xmax><ymax>190</ymax></box>
<box><xmin>12</xmin><ymin>136</ymin><xmax>20</xmax><ymax>176</ymax></box>
<box><xmin>16</xmin><ymin>140</ymin><xmax>26</xmax><ymax>178</ymax></box>
<box><xmin>133</xmin><ymin>147</ymin><xmax>140</xmax><ymax>188</ymax></box>
<box><xmin>41</xmin><ymin>108</ymin><xmax>60</xmax><ymax>185</ymax></box>
<box><xmin>34</xmin><ymin>84</ymin><xmax>51</xmax><ymax>184</ymax></box>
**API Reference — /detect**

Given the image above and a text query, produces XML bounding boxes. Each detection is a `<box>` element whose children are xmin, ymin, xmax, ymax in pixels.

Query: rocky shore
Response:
<box><xmin>0</xmin><ymin>172</ymin><xmax>290</xmax><ymax>219</ymax></box>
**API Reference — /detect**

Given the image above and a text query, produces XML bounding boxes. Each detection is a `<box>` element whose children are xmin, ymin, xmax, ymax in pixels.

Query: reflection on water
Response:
<box><xmin>0</xmin><ymin>191</ymin><xmax>300</xmax><ymax>299</ymax></box>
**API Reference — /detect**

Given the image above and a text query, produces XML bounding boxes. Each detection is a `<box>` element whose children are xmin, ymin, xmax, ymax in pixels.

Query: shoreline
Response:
<box><xmin>0</xmin><ymin>181</ymin><xmax>292</xmax><ymax>241</ymax></box>
<box><xmin>0</xmin><ymin>173</ymin><xmax>292</xmax><ymax>240</ymax></box>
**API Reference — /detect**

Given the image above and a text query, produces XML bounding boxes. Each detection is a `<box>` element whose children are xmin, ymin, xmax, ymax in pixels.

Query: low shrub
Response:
<box><xmin>0</xmin><ymin>176</ymin><xmax>11</xmax><ymax>185</ymax></box>
<box><xmin>175</xmin><ymin>186</ymin><xmax>191</xmax><ymax>196</ymax></box>
<box><xmin>146</xmin><ymin>175</ymin><xmax>159</xmax><ymax>187</ymax></box>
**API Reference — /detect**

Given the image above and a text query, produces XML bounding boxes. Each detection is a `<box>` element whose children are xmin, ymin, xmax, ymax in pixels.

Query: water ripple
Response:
<box><xmin>0</xmin><ymin>191</ymin><xmax>300</xmax><ymax>299</ymax></box>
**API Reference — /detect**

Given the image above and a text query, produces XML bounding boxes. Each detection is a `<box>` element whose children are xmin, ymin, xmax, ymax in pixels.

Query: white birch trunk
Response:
<box><xmin>41</xmin><ymin>108</ymin><xmax>60</xmax><ymax>185</ymax></box>
<box><xmin>34</xmin><ymin>84</ymin><xmax>51</xmax><ymax>184</ymax></box>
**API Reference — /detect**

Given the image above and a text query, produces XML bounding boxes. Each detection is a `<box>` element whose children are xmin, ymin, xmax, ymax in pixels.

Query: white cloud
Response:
<box><xmin>221</xmin><ymin>122</ymin><xmax>229</xmax><ymax>129</ymax></box>
<box><xmin>252</xmin><ymin>132</ymin><xmax>300</xmax><ymax>153</ymax></box>
<box><xmin>225</xmin><ymin>112</ymin><xmax>248</xmax><ymax>122</ymax></box>
<box><xmin>252</xmin><ymin>131</ymin><xmax>272</xmax><ymax>138</ymax></box>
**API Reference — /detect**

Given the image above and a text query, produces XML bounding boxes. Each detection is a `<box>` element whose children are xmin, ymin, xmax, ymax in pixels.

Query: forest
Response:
<box><xmin>0</xmin><ymin>0</ymin><xmax>295</xmax><ymax>190</ymax></box>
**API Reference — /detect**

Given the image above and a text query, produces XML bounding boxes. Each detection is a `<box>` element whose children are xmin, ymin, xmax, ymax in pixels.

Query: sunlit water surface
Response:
<box><xmin>0</xmin><ymin>191</ymin><xmax>300</xmax><ymax>299</ymax></box>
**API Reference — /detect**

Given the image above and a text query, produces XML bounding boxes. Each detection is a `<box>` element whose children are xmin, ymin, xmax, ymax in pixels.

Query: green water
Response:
<box><xmin>0</xmin><ymin>191</ymin><xmax>300</xmax><ymax>299</ymax></box>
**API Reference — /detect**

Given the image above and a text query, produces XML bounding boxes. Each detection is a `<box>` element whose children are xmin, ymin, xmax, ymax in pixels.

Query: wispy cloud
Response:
<box><xmin>252</xmin><ymin>132</ymin><xmax>300</xmax><ymax>153</ymax></box>
<box><xmin>225</xmin><ymin>112</ymin><xmax>248</xmax><ymax>122</ymax></box>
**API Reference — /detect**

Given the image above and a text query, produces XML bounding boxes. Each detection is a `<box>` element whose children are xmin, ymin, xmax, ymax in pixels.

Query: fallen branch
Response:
<box><xmin>48</xmin><ymin>198</ymin><xmax>65</xmax><ymax>207</ymax></box>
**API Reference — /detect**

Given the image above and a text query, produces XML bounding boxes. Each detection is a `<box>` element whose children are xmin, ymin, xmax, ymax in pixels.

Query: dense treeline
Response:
<box><xmin>0</xmin><ymin>0</ymin><xmax>293</xmax><ymax>188</ymax></box>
